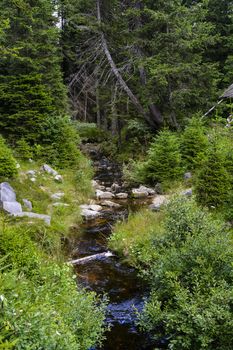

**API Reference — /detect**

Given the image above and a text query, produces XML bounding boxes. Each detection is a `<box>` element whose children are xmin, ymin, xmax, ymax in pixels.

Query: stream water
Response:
<box><xmin>71</xmin><ymin>147</ymin><xmax>155</xmax><ymax>349</ymax></box>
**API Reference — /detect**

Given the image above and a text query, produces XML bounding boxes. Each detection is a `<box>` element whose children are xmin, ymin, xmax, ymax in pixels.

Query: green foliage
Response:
<box><xmin>133</xmin><ymin>130</ymin><xmax>183</xmax><ymax>186</ymax></box>
<box><xmin>180</xmin><ymin>117</ymin><xmax>208</xmax><ymax>170</ymax></box>
<box><xmin>0</xmin><ymin>74</ymin><xmax>55</xmax><ymax>143</ymax></box>
<box><xmin>138</xmin><ymin>198</ymin><xmax>233</xmax><ymax>350</ymax></box>
<box><xmin>74</xmin><ymin>122</ymin><xmax>107</xmax><ymax>142</ymax></box>
<box><xmin>15</xmin><ymin>139</ymin><xmax>33</xmax><ymax>161</ymax></box>
<box><xmin>0</xmin><ymin>216</ymin><xmax>106</xmax><ymax>349</ymax></box>
<box><xmin>194</xmin><ymin>134</ymin><xmax>232</xmax><ymax>208</ymax></box>
<box><xmin>0</xmin><ymin>137</ymin><xmax>17</xmax><ymax>178</ymax></box>
<box><xmin>38</xmin><ymin>116</ymin><xmax>83</xmax><ymax>168</ymax></box>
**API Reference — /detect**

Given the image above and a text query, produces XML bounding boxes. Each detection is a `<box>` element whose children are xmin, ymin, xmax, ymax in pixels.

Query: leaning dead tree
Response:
<box><xmin>67</xmin><ymin>0</ymin><xmax>164</xmax><ymax>129</ymax></box>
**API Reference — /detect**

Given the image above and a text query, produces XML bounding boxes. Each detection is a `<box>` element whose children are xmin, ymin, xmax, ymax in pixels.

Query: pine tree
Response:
<box><xmin>0</xmin><ymin>0</ymin><xmax>67</xmax><ymax>142</ymax></box>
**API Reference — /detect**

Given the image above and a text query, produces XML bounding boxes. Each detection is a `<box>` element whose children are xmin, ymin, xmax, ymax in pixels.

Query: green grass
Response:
<box><xmin>109</xmin><ymin>209</ymin><xmax>164</xmax><ymax>267</ymax></box>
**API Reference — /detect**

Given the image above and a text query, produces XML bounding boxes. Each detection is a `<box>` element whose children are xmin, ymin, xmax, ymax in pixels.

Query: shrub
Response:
<box><xmin>0</xmin><ymin>221</ymin><xmax>106</xmax><ymax>349</ymax></box>
<box><xmin>0</xmin><ymin>136</ymin><xmax>17</xmax><ymax>178</ymax></box>
<box><xmin>134</xmin><ymin>129</ymin><xmax>183</xmax><ymax>186</ymax></box>
<box><xmin>15</xmin><ymin>138</ymin><xmax>33</xmax><ymax>160</ymax></box>
<box><xmin>138</xmin><ymin>198</ymin><xmax>233</xmax><ymax>350</ymax></box>
<box><xmin>180</xmin><ymin>117</ymin><xmax>208</xmax><ymax>170</ymax></box>
<box><xmin>74</xmin><ymin>122</ymin><xmax>106</xmax><ymax>142</ymax></box>
<box><xmin>36</xmin><ymin>116</ymin><xmax>83</xmax><ymax>168</ymax></box>
<box><xmin>194</xmin><ymin>137</ymin><xmax>232</xmax><ymax>208</ymax></box>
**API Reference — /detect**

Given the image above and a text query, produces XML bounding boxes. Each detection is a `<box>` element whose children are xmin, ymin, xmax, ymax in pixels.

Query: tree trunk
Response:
<box><xmin>96</xmin><ymin>0</ymin><xmax>161</xmax><ymax>129</ymax></box>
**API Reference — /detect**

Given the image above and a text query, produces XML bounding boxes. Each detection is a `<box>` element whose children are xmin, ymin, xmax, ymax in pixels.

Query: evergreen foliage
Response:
<box><xmin>194</xmin><ymin>136</ymin><xmax>232</xmax><ymax>208</ymax></box>
<box><xmin>134</xmin><ymin>130</ymin><xmax>183</xmax><ymax>185</ymax></box>
<box><xmin>0</xmin><ymin>136</ymin><xmax>17</xmax><ymax>178</ymax></box>
<box><xmin>180</xmin><ymin>117</ymin><xmax>208</xmax><ymax>170</ymax></box>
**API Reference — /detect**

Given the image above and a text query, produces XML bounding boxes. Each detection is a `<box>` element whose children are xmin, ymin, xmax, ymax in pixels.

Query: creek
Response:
<box><xmin>71</xmin><ymin>146</ymin><xmax>155</xmax><ymax>349</ymax></box>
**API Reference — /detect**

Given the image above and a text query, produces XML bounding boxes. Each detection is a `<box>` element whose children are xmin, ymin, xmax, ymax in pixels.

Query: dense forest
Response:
<box><xmin>0</xmin><ymin>0</ymin><xmax>233</xmax><ymax>349</ymax></box>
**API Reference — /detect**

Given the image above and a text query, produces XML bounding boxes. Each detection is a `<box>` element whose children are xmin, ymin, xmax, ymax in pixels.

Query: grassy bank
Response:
<box><xmin>0</xmin><ymin>156</ymin><xmax>107</xmax><ymax>349</ymax></box>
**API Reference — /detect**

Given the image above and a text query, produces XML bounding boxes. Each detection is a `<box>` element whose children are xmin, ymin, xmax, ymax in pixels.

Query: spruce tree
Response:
<box><xmin>0</xmin><ymin>0</ymin><xmax>67</xmax><ymax>143</ymax></box>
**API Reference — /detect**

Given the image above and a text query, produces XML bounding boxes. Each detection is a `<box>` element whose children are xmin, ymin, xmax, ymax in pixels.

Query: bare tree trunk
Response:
<box><xmin>111</xmin><ymin>84</ymin><xmax>118</xmax><ymax>136</ymax></box>
<box><xmin>96</xmin><ymin>77</ymin><xmax>101</xmax><ymax>127</ymax></box>
<box><xmin>96</xmin><ymin>0</ymin><xmax>161</xmax><ymax>129</ymax></box>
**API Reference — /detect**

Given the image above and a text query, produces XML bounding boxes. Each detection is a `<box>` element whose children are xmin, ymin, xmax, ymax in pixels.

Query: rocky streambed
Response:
<box><xmin>71</xmin><ymin>148</ymin><xmax>156</xmax><ymax>349</ymax></box>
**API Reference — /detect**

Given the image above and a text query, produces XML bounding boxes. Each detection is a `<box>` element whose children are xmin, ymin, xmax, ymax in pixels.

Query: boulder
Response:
<box><xmin>14</xmin><ymin>212</ymin><xmax>51</xmax><ymax>225</ymax></box>
<box><xmin>115</xmin><ymin>193</ymin><xmax>128</xmax><ymax>199</ymax></box>
<box><xmin>51</xmin><ymin>192</ymin><xmax>65</xmax><ymax>200</ymax></box>
<box><xmin>180</xmin><ymin>188</ymin><xmax>193</xmax><ymax>197</ymax></box>
<box><xmin>101</xmin><ymin>200</ymin><xmax>121</xmax><ymax>208</ymax></box>
<box><xmin>80</xmin><ymin>204</ymin><xmax>103</xmax><ymax>212</ymax></box>
<box><xmin>184</xmin><ymin>172</ymin><xmax>192</xmax><ymax>180</ymax></box>
<box><xmin>132</xmin><ymin>188</ymin><xmax>149</xmax><ymax>198</ymax></box>
<box><xmin>0</xmin><ymin>182</ymin><xmax>16</xmax><ymax>202</ymax></box>
<box><xmin>81</xmin><ymin>208</ymin><xmax>100</xmax><ymax>220</ymax></box>
<box><xmin>111</xmin><ymin>183</ymin><xmax>121</xmax><ymax>193</ymax></box>
<box><xmin>26</xmin><ymin>170</ymin><xmax>36</xmax><ymax>176</ymax></box>
<box><xmin>23</xmin><ymin>199</ymin><xmax>33</xmax><ymax>211</ymax></box>
<box><xmin>149</xmin><ymin>195</ymin><xmax>169</xmax><ymax>211</ymax></box>
<box><xmin>96</xmin><ymin>190</ymin><xmax>115</xmax><ymax>200</ymax></box>
<box><xmin>54</xmin><ymin>174</ymin><xmax>63</xmax><ymax>182</ymax></box>
<box><xmin>138</xmin><ymin>185</ymin><xmax>155</xmax><ymax>196</ymax></box>
<box><xmin>42</xmin><ymin>164</ymin><xmax>58</xmax><ymax>176</ymax></box>
<box><xmin>3</xmin><ymin>201</ymin><xmax>22</xmax><ymax>214</ymax></box>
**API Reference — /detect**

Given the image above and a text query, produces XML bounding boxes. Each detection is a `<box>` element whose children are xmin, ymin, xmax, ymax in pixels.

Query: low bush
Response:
<box><xmin>0</xmin><ymin>136</ymin><xmax>17</xmax><ymax>178</ymax></box>
<box><xmin>138</xmin><ymin>198</ymin><xmax>233</xmax><ymax>349</ymax></box>
<box><xmin>0</xmin><ymin>219</ymin><xmax>106</xmax><ymax>350</ymax></box>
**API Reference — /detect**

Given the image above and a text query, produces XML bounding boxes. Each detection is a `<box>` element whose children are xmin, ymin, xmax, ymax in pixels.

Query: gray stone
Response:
<box><xmin>42</xmin><ymin>164</ymin><xmax>58</xmax><ymax>176</ymax></box>
<box><xmin>51</xmin><ymin>192</ymin><xmax>65</xmax><ymax>200</ymax></box>
<box><xmin>101</xmin><ymin>200</ymin><xmax>121</xmax><ymax>208</ymax></box>
<box><xmin>54</xmin><ymin>174</ymin><xmax>63</xmax><ymax>182</ymax></box>
<box><xmin>0</xmin><ymin>182</ymin><xmax>16</xmax><ymax>202</ymax></box>
<box><xmin>80</xmin><ymin>204</ymin><xmax>102</xmax><ymax>212</ymax></box>
<box><xmin>3</xmin><ymin>201</ymin><xmax>22</xmax><ymax>214</ymax></box>
<box><xmin>23</xmin><ymin>199</ymin><xmax>33</xmax><ymax>211</ymax></box>
<box><xmin>115</xmin><ymin>193</ymin><xmax>128</xmax><ymax>199</ymax></box>
<box><xmin>111</xmin><ymin>183</ymin><xmax>121</xmax><ymax>193</ymax></box>
<box><xmin>139</xmin><ymin>185</ymin><xmax>155</xmax><ymax>196</ymax></box>
<box><xmin>132</xmin><ymin>188</ymin><xmax>149</xmax><ymax>198</ymax></box>
<box><xmin>180</xmin><ymin>188</ymin><xmax>193</xmax><ymax>197</ymax></box>
<box><xmin>81</xmin><ymin>208</ymin><xmax>100</xmax><ymax>220</ymax></box>
<box><xmin>26</xmin><ymin>170</ymin><xmax>36</xmax><ymax>176</ymax></box>
<box><xmin>14</xmin><ymin>212</ymin><xmax>51</xmax><ymax>225</ymax></box>
<box><xmin>149</xmin><ymin>195</ymin><xmax>169</xmax><ymax>211</ymax></box>
<box><xmin>184</xmin><ymin>172</ymin><xmax>192</xmax><ymax>180</ymax></box>
<box><xmin>96</xmin><ymin>190</ymin><xmax>115</xmax><ymax>200</ymax></box>
<box><xmin>154</xmin><ymin>183</ymin><xmax>163</xmax><ymax>194</ymax></box>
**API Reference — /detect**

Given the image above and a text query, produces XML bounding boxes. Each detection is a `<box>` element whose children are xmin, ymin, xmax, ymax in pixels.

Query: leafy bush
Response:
<box><xmin>138</xmin><ymin>198</ymin><xmax>233</xmax><ymax>350</ymax></box>
<box><xmin>0</xmin><ymin>136</ymin><xmax>17</xmax><ymax>178</ymax></box>
<box><xmin>0</xmin><ymin>221</ymin><xmax>106</xmax><ymax>349</ymax></box>
<box><xmin>180</xmin><ymin>117</ymin><xmax>208</xmax><ymax>170</ymax></box>
<box><xmin>132</xmin><ymin>130</ymin><xmax>183</xmax><ymax>186</ymax></box>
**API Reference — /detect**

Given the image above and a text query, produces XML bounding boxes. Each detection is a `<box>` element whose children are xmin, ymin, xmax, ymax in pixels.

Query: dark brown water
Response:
<box><xmin>72</xmin><ymin>150</ymin><xmax>155</xmax><ymax>349</ymax></box>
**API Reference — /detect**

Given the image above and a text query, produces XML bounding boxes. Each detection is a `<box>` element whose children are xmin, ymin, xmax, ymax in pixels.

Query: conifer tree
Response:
<box><xmin>0</xmin><ymin>0</ymin><xmax>67</xmax><ymax>142</ymax></box>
